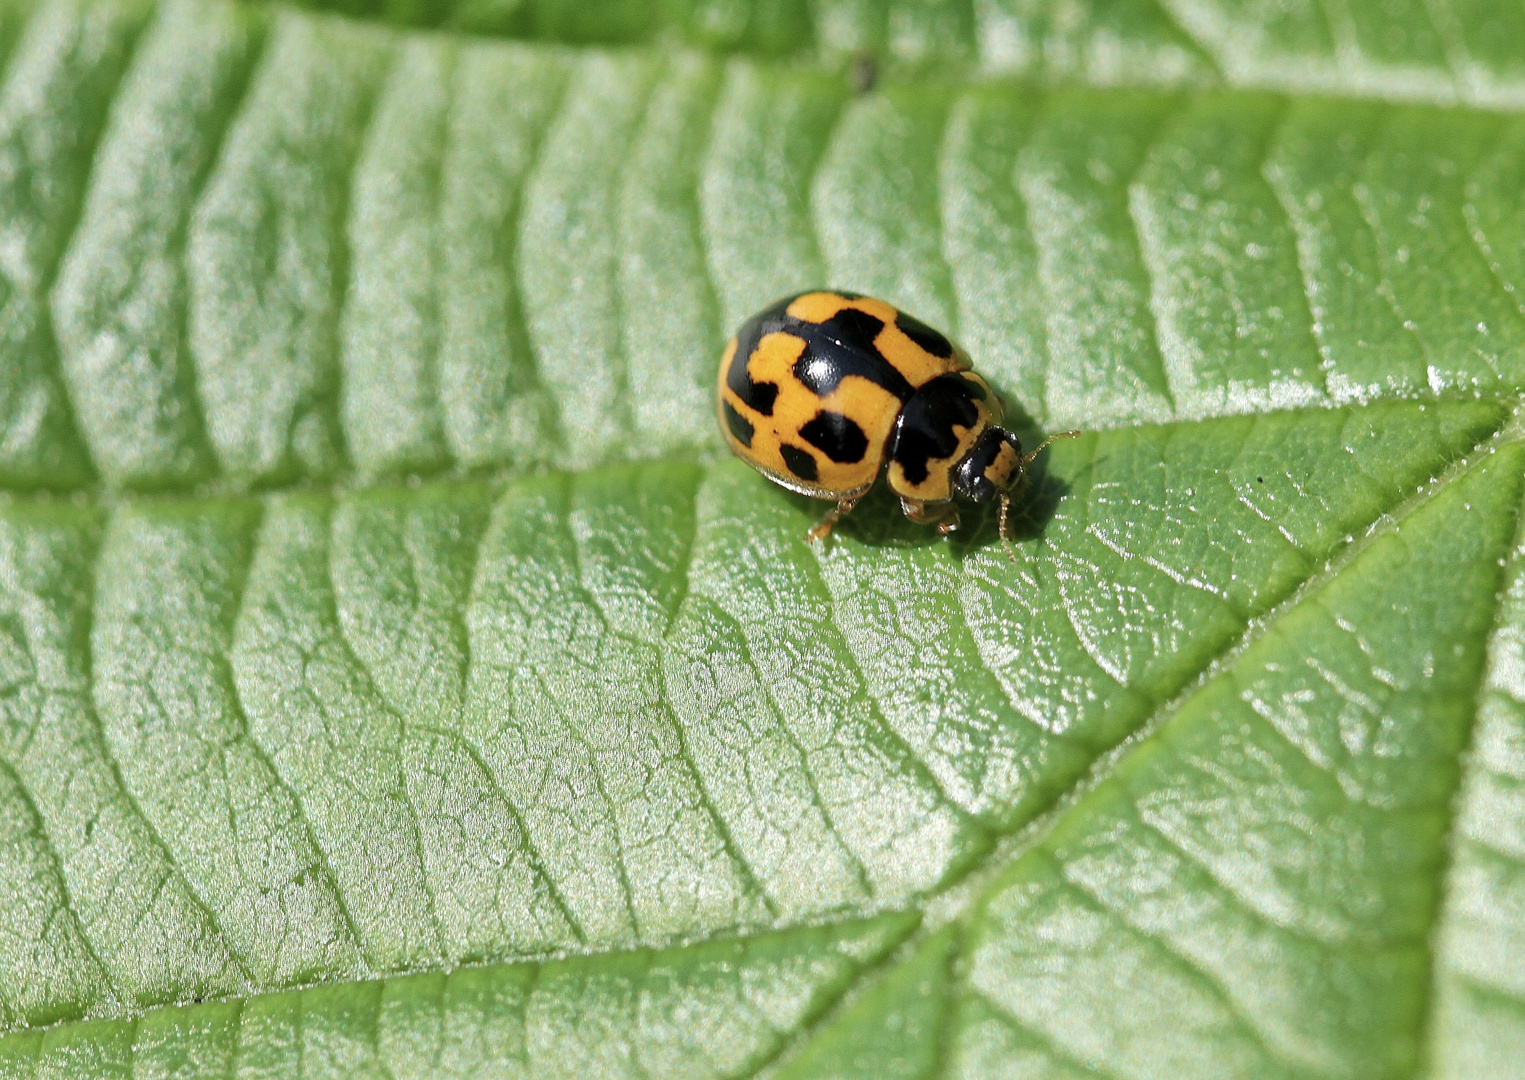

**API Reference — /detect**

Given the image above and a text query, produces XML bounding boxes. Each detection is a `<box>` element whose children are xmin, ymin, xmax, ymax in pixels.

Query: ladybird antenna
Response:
<box><xmin>1021</xmin><ymin>429</ymin><xmax>1082</xmax><ymax>466</ymax></box>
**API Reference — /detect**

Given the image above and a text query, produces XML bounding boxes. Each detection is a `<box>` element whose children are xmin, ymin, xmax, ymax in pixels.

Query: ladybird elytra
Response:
<box><xmin>717</xmin><ymin>290</ymin><xmax>1079</xmax><ymax>547</ymax></box>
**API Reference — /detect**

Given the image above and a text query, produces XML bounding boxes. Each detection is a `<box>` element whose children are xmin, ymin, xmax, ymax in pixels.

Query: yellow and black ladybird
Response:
<box><xmin>718</xmin><ymin>290</ymin><xmax>1076</xmax><ymax>544</ymax></box>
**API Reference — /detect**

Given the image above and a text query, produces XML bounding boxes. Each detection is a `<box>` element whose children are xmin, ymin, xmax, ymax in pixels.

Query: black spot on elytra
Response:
<box><xmin>739</xmin><ymin>379</ymin><xmax>778</xmax><ymax>415</ymax></box>
<box><xmin>896</xmin><ymin>310</ymin><xmax>955</xmax><ymax>359</ymax></box>
<box><xmin>790</xmin><ymin>309</ymin><xmax>882</xmax><ymax>395</ymax></box>
<box><xmin>780</xmin><ymin>444</ymin><xmax>819</xmax><ymax>481</ymax></box>
<box><xmin>800</xmin><ymin>410</ymin><xmax>869</xmax><ymax>463</ymax></box>
<box><xmin>727</xmin><ymin>301</ymin><xmax>795</xmax><ymax>416</ymax></box>
<box><xmin>727</xmin><ymin>324</ymin><xmax>780</xmax><ymax>415</ymax></box>
<box><xmin>811</xmin><ymin>305</ymin><xmax>883</xmax><ymax>350</ymax></box>
<box><xmin>728</xmin><ymin>294</ymin><xmax>921</xmax><ymax>414</ymax></box>
<box><xmin>888</xmin><ymin>374</ymin><xmax>982</xmax><ymax>485</ymax></box>
<box><xmin>790</xmin><ymin>308</ymin><xmax>917</xmax><ymax>401</ymax></box>
<box><xmin>723</xmin><ymin>401</ymin><xmax>754</xmax><ymax>447</ymax></box>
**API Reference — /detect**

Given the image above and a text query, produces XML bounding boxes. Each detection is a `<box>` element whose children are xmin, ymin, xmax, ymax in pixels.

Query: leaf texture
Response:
<box><xmin>0</xmin><ymin>0</ymin><xmax>1524</xmax><ymax>490</ymax></box>
<box><xmin>271</xmin><ymin>0</ymin><xmax>1525</xmax><ymax>110</ymax></box>
<box><xmin>0</xmin><ymin>0</ymin><xmax>1521</xmax><ymax>1075</ymax></box>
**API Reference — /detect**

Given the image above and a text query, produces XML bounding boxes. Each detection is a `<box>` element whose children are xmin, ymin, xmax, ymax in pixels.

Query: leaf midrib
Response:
<box><xmin>761</xmin><ymin>422</ymin><xmax>1524</xmax><ymax>1080</ymax></box>
<box><xmin>0</xmin><ymin>396</ymin><xmax>1509</xmax><ymax>1060</ymax></box>
<box><xmin>3</xmin><ymin>1</ymin><xmax>1522</xmax><ymax>1068</ymax></box>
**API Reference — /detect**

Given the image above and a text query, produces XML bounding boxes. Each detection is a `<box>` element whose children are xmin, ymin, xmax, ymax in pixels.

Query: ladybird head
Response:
<box><xmin>952</xmin><ymin>427</ymin><xmax>1025</xmax><ymax>502</ymax></box>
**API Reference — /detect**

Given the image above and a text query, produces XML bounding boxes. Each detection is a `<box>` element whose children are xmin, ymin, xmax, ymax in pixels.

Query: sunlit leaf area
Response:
<box><xmin>0</xmin><ymin>0</ymin><xmax>1522</xmax><ymax>1075</ymax></box>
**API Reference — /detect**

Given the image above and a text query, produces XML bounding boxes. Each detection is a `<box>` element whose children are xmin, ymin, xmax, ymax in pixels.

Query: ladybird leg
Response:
<box><xmin>900</xmin><ymin>497</ymin><xmax>958</xmax><ymax>532</ymax></box>
<box><xmin>999</xmin><ymin>494</ymin><xmax>1019</xmax><ymax>562</ymax></box>
<box><xmin>807</xmin><ymin>497</ymin><xmax>862</xmax><ymax>543</ymax></box>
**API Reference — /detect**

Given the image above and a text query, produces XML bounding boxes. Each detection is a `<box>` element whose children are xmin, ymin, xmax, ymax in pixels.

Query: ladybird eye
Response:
<box><xmin>959</xmin><ymin>474</ymin><xmax>995</xmax><ymax>502</ymax></box>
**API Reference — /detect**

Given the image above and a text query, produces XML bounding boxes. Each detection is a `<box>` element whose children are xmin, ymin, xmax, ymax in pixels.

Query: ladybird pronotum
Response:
<box><xmin>717</xmin><ymin>291</ymin><xmax>1077</xmax><ymax>545</ymax></box>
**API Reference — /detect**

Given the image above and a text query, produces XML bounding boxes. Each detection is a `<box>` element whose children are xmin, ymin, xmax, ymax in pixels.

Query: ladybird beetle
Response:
<box><xmin>718</xmin><ymin>291</ymin><xmax>1077</xmax><ymax>546</ymax></box>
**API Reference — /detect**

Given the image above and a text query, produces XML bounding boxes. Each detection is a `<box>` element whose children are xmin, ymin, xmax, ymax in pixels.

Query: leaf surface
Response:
<box><xmin>0</xmin><ymin>0</ymin><xmax>1521</xmax><ymax>1076</ymax></box>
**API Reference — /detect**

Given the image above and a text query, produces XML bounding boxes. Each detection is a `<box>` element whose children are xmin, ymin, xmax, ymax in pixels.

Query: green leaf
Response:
<box><xmin>0</xmin><ymin>0</ymin><xmax>1523</xmax><ymax>1076</ymax></box>
<box><xmin>957</xmin><ymin>444</ymin><xmax>1525</xmax><ymax>1079</ymax></box>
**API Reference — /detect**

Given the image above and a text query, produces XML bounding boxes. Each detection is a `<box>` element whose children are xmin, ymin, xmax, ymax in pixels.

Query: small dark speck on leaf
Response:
<box><xmin>851</xmin><ymin>53</ymin><xmax>877</xmax><ymax>94</ymax></box>
<box><xmin>1256</xmin><ymin>476</ymin><xmax>1264</xmax><ymax>483</ymax></box>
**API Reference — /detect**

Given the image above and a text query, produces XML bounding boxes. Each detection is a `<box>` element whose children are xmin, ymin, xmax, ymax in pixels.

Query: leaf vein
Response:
<box><xmin>224</xmin><ymin>498</ymin><xmax>367</xmax><ymax>967</ymax></box>
<box><xmin>702</xmin><ymin>600</ymin><xmax>875</xmax><ymax>900</ymax></box>
<box><xmin>0</xmin><ymin>754</ymin><xmax>119</xmax><ymax>1004</ymax></box>
<box><xmin>320</xmin><ymin>504</ymin><xmax>446</xmax><ymax>957</ymax></box>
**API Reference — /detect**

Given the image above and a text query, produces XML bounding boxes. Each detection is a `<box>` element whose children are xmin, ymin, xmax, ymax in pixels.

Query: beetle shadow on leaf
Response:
<box><xmin>809</xmin><ymin>484</ymin><xmax>939</xmax><ymax>549</ymax></box>
<box><xmin>948</xmin><ymin>453</ymin><xmax>1070</xmax><ymax>557</ymax></box>
<box><xmin>794</xmin><ymin>443</ymin><xmax>1070</xmax><ymax>555</ymax></box>
<box><xmin>942</xmin><ymin>405</ymin><xmax>1075</xmax><ymax>553</ymax></box>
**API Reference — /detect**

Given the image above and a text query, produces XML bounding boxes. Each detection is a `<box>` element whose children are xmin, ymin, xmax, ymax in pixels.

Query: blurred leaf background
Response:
<box><xmin>0</xmin><ymin>0</ymin><xmax>1523</xmax><ymax>1077</ymax></box>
